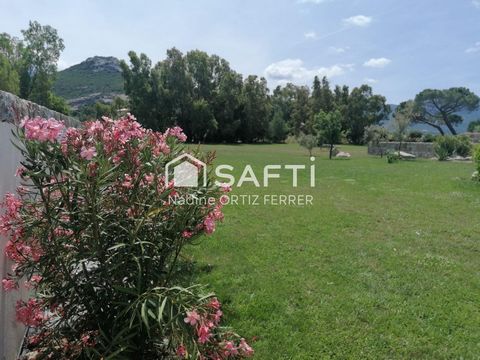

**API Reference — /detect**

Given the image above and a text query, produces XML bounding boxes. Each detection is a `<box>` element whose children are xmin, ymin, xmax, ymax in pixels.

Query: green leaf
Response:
<box><xmin>158</xmin><ymin>296</ymin><xmax>168</xmax><ymax>326</ymax></box>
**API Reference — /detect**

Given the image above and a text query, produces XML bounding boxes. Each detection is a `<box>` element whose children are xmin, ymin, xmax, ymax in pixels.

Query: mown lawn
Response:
<box><xmin>187</xmin><ymin>144</ymin><xmax>480</xmax><ymax>359</ymax></box>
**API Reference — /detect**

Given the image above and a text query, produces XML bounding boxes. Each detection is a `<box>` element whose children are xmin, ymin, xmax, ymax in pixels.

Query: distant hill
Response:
<box><xmin>383</xmin><ymin>104</ymin><xmax>480</xmax><ymax>134</ymax></box>
<box><xmin>53</xmin><ymin>56</ymin><xmax>125</xmax><ymax>109</ymax></box>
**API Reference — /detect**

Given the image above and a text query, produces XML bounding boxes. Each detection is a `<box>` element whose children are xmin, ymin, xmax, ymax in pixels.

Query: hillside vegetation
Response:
<box><xmin>53</xmin><ymin>56</ymin><xmax>124</xmax><ymax>107</ymax></box>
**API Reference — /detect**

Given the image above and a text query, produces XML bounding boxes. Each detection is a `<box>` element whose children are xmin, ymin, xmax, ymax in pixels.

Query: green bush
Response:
<box><xmin>434</xmin><ymin>135</ymin><xmax>457</xmax><ymax>160</ymax></box>
<box><xmin>434</xmin><ymin>135</ymin><xmax>472</xmax><ymax>160</ymax></box>
<box><xmin>455</xmin><ymin>135</ymin><xmax>473</xmax><ymax>157</ymax></box>
<box><xmin>421</xmin><ymin>133</ymin><xmax>436</xmax><ymax>143</ymax></box>
<box><xmin>474</xmin><ymin>145</ymin><xmax>480</xmax><ymax>171</ymax></box>
<box><xmin>386</xmin><ymin>150</ymin><xmax>400</xmax><ymax>163</ymax></box>
<box><xmin>473</xmin><ymin>146</ymin><xmax>480</xmax><ymax>181</ymax></box>
<box><xmin>407</xmin><ymin>130</ymin><xmax>423</xmax><ymax>142</ymax></box>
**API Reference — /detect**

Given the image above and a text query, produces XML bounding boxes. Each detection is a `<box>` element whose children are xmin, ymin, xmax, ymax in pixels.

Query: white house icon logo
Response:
<box><xmin>165</xmin><ymin>153</ymin><xmax>207</xmax><ymax>187</ymax></box>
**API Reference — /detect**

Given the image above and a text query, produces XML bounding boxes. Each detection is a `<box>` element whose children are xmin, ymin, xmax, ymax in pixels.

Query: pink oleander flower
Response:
<box><xmin>25</xmin><ymin>274</ymin><xmax>43</xmax><ymax>289</ymax></box>
<box><xmin>31</xmin><ymin>274</ymin><xmax>42</xmax><ymax>283</ymax></box>
<box><xmin>2</xmin><ymin>278</ymin><xmax>17</xmax><ymax>291</ymax></box>
<box><xmin>165</xmin><ymin>126</ymin><xmax>187</xmax><ymax>142</ymax></box>
<box><xmin>86</xmin><ymin>120</ymin><xmax>104</xmax><ymax>136</ymax></box>
<box><xmin>213</xmin><ymin>309</ymin><xmax>223</xmax><ymax>324</ymax></box>
<box><xmin>143</xmin><ymin>173</ymin><xmax>155</xmax><ymax>185</ymax></box>
<box><xmin>197</xmin><ymin>324</ymin><xmax>211</xmax><ymax>344</ymax></box>
<box><xmin>220</xmin><ymin>183</ymin><xmax>232</xmax><ymax>193</ymax></box>
<box><xmin>28</xmin><ymin>333</ymin><xmax>44</xmax><ymax>346</ymax></box>
<box><xmin>122</xmin><ymin>174</ymin><xmax>134</xmax><ymax>189</ymax></box>
<box><xmin>15</xmin><ymin>298</ymin><xmax>45</xmax><ymax>327</ymax></box>
<box><xmin>80</xmin><ymin>332</ymin><xmax>97</xmax><ymax>347</ymax></box>
<box><xmin>111</xmin><ymin>114</ymin><xmax>145</xmax><ymax>144</ymax></box>
<box><xmin>238</xmin><ymin>339</ymin><xmax>254</xmax><ymax>357</ymax></box>
<box><xmin>203</xmin><ymin>217</ymin><xmax>216</xmax><ymax>235</ymax></box>
<box><xmin>223</xmin><ymin>341</ymin><xmax>239</xmax><ymax>356</ymax></box>
<box><xmin>176</xmin><ymin>345</ymin><xmax>187</xmax><ymax>358</ymax></box>
<box><xmin>15</xmin><ymin>167</ymin><xmax>26</xmax><ymax>178</ymax></box>
<box><xmin>210</xmin><ymin>205</ymin><xmax>224</xmax><ymax>222</ymax></box>
<box><xmin>219</xmin><ymin>194</ymin><xmax>229</xmax><ymax>205</ymax></box>
<box><xmin>182</xmin><ymin>230</ymin><xmax>193</xmax><ymax>238</ymax></box>
<box><xmin>20</xmin><ymin>117</ymin><xmax>65</xmax><ymax>142</ymax></box>
<box><xmin>80</xmin><ymin>146</ymin><xmax>97</xmax><ymax>160</ymax></box>
<box><xmin>208</xmin><ymin>297</ymin><xmax>221</xmax><ymax>310</ymax></box>
<box><xmin>184</xmin><ymin>310</ymin><xmax>201</xmax><ymax>326</ymax></box>
<box><xmin>3</xmin><ymin>192</ymin><xmax>22</xmax><ymax>215</ymax></box>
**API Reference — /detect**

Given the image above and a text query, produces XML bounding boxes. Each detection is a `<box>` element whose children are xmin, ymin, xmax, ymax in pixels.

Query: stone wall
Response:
<box><xmin>368</xmin><ymin>142</ymin><xmax>435</xmax><ymax>158</ymax></box>
<box><xmin>0</xmin><ymin>91</ymin><xmax>78</xmax><ymax>360</ymax></box>
<box><xmin>465</xmin><ymin>132</ymin><xmax>480</xmax><ymax>143</ymax></box>
<box><xmin>0</xmin><ymin>90</ymin><xmax>77</xmax><ymax>126</ymax></box>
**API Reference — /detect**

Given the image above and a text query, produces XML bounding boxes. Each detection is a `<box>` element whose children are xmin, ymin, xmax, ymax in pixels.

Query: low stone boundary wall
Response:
<box><xmin>465</xmin><ymin>132</ymin><xmax>480</xmax><ymax>143</ymax></box>
<box><xmin>0</xmin><ymin>90</ymin><xmax>77</xmax><ymax>126</ymax></box>
<box><xmin>368</xmin><ymin>142</ymin><xmax>435</xmax><ymax>158</ymax></box>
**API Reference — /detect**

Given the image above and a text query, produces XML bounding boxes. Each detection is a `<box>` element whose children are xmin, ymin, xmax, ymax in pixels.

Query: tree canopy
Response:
<box><xmin>413</xmin><ymin>87</ymin><xmax>480</xmax><ymax>135</ymax></box>
<box><xmin>0</xmin><ymin>21</ymin><xmax>69</xmax><ymax>113</ymax></box>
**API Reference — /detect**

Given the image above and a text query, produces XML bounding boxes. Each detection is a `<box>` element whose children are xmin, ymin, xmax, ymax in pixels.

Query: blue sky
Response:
<box><xmin>1</xmin><ymin>0</ymin><xmax>479</xmax><ymax>103</ymax></box>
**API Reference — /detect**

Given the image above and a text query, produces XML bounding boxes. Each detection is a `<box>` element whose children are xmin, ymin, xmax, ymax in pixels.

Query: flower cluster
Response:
<box><xmin>20</xmin><ymin>116</ymin><xmax>65</xmax><ymax>142</ymax></box>
<box><xmin>15</xmin><ymin>298</ymin><xmax>46</xmax><ymax>327</ymax></box>
<box><xmin>0</xmin><ymin>115</ymin><xmax>250</xmax><ymax>359</ymax></box>
<box><xmin>181</xmin><ymin>298</ymin><xmax>254</xmax><ymax>359</ymax></box>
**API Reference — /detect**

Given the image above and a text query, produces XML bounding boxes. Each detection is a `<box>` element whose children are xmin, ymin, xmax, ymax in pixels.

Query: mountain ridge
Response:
<box><xmin>53</xmin><ymin>56</ymin><xmax>125</xmax><ymax>109</ymax></box>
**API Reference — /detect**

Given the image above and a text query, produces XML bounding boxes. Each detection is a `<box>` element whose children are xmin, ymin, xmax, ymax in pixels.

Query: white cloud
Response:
<box><xmin>304</xmin><ymin>31</ymin><xmax>317</xmax><ymax>39</ymax></box>
<box><xmin>364</xmin><ymin>78</ymin><xmax>378</xmax><ymax>84</ymax></box>
<box><xmin>363</xmin><ymin>57</ymin><xmax>391</xmax><ymax>68</ymax></box>
<box><xmin>343</xmin><ymin>15</ymin><xmax>372</xmax><ymax>27</ymax></box>
<box><xmin>472</xmin><ymin>0</ymin><xmax>480</xmax><ymax>9</ymax></box>
<box><xmin>264</xmin><ymin>58</ymin><xmax>353</xmax><ymax>84</ymax></box>
<box><xmin>465</xmin><ymin>41</ymin><xmax>480</xmax><ymax>53</ymax></box>
<box><xmin>329</xmin><ymin>46</ymin><xmax>350</xmax><ymax>54</ymax></box>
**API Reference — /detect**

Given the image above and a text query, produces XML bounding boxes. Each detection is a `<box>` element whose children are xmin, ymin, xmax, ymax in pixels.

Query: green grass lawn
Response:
<box><xmin>187</xmin><ymin>144</ymin><xmax>480</xmax><ymax>359</ymax></box>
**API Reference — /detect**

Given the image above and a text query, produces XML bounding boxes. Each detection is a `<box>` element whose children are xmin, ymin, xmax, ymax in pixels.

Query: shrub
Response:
<box><xmin>1</xmin><ymin>116</ymin><xmax>253</xmax><ymax>359</ymax></box>
<box><xmin>434</xmin><ymin>135</ymin><xmax>458</xmax><ymax>160</ymax></box>
<box><xmin>467</xmin><ymin>119</ymin><xmax>480</xmax><ymax>132</ymax></box>
<box><xmin>434</xmin><ymin>135</ymin><xmax>473</xmax><ymax>160</ymax></box>
<box><xmin>285</xmin><ymin>134</ymin><xmax>297</xmax><ymax>144</ymax></box>
<box><xmin>407</xmin><ymin>130</ymin><xmax>423</xmax><ymax>142</ymax></box>
<box><xmin>386</xmin><ymin>150</ymin><xmax>400</xmax><ymax>163</ymax></box>
<box><xmin>455</xmin><ymin>135</ymin><xmax>473</xmax><ymax>157</ymax></box>
<box><xmin>298</xmin><ymin>133</ymin><xmax>317</xmax><ymax>156</ymax></box>
<box><xmin>421</xmin><ymin>133</ymin><xmax>436</xmax><ymax>143</ymax></box>
<box><xmin>475</xmin><ymin>146</ymin><xmax>480</xmax><ymax>170</ymax></box>
<box><xmin>364</xmin><ymin>125</ymin><xmax>389</xmax><ymax>157</ymax></box>
<box><xmin>473</xmin><ymin>146</ymin><xmax>480</xmax><ymax>181</ymax></box>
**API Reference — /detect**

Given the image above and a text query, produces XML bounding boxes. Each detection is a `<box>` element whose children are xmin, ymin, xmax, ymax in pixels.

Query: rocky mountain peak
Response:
<box><xmin>77</xmin><ymin>56</ymin><xmax>121</xmax><ymax>73</ymax></box>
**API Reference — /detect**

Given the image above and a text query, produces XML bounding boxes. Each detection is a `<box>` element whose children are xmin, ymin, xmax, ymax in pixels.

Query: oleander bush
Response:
<box><xmin>1</xmin><ymin>115</ymin><xmax>253</xmax><ymax>359</ymax></box>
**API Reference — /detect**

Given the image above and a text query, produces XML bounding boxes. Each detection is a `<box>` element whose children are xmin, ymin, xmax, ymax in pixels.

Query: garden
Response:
<box><xmin>1</xmin><ymin>12</ymin><xmax>480</xmax><ymax>360</ymax></box>
<box><xmin>2</xmin><ymin>116</ymin><xmax>479</xmax><ymax>359</ymax></box>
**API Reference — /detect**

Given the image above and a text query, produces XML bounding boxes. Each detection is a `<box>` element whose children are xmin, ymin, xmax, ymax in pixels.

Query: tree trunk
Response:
<box><xmin>329</xmin><ymin>144</ymin><xmax>333</xmax><ymax>159</ymax></box>
<box><xmin>444</xmin><ymin>118</ymin><xmax>457</xmax><ymax>135</ymax></box>
<box><xmin>422</xmin><ymin>120</ymin><xmax>445</xmax><ymax>135</ymax></box>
